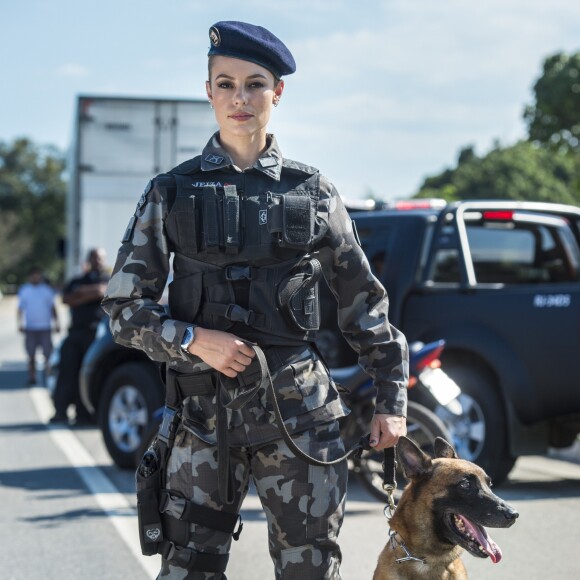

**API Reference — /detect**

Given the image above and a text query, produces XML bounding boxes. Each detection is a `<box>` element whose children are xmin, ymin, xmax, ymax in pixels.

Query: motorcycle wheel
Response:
<box><xmin>352</xmin><ymin>401</ymin><xmax>452</xmax><ymax>502</ymax></box>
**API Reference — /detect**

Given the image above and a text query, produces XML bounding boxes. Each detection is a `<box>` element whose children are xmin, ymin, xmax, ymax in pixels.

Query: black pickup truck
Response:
<box><xmin>76</xmin><ymin>199</ymin><xmax>580</xmax><ymax>483</ymax></box>
<box><xmin>320</xmin><ymin>199</ymin><xmax>580</xmax><ymax>483</ymax></box>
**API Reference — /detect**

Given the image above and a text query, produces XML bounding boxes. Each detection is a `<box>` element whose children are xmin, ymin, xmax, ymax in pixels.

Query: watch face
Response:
<box><xmin>181</xmin><ymin>327</ymin><xmax>194</xmax><ymax>350</ymax></box>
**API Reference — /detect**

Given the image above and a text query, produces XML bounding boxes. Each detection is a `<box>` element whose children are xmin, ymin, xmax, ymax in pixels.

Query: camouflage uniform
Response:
<box><xmin>102</xmin><ymin>133</ymin><xmax>408</xmax><ymax>579</ymax></box>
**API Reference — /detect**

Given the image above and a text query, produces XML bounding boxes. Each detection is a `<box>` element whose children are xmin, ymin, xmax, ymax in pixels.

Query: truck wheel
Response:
<box><xmin>353</xmin><ymin>401</ymin><xmax>452</xmax><ymax>502</ymax></box>
<box><xmin>442</xmin><ymin>362</ymin><xmax>516</xmax><ymax>485</ymax></box>
<box><xmin>98</xmin><ymin>362</ymin><xmax>164</xmax><ymax>469</ymax></box>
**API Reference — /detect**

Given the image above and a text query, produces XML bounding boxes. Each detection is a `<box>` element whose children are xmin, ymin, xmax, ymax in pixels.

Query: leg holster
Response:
<box><xmin>135</xmin><ymin>372</ymin><xmax>244</xmax><ymax>573</ymax></box>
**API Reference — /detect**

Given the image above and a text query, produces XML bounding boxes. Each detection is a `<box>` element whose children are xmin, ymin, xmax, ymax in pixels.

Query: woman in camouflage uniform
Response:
<box><xmin>103</xmin><ymin>20</ymin><xmax>408</xmax><ymax>580</ymax></box>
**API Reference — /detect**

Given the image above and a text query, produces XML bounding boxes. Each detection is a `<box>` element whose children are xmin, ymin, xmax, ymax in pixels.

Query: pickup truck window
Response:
<box><xmin>432</xmin><ymin>220</ymin><xmax>580</xmax><ymax>285</ymax></box>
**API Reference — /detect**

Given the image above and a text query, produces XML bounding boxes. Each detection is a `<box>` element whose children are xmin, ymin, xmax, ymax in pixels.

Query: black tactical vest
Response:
<box><xmin>164</xmin><ymin>156</ymin><xmax>325</xmax><ymax>346</ymax></box>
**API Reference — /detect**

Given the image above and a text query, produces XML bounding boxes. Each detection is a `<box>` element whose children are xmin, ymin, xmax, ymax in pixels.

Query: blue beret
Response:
<box><xmin>208</xmin><ymin>21</ymin><xmax>296</xmax><ymax>78</ymax></box>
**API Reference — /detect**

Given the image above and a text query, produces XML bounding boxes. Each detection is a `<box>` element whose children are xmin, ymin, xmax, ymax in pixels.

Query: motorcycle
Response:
<box><xmin>332</xmin><ymin>339</ymin><xmax>458</xmax><ymax>501</ymax></box>
<box><xmin>136</xmin><ymin>340</ymin><xmax>457</xmax><ymax>503</ymax></box>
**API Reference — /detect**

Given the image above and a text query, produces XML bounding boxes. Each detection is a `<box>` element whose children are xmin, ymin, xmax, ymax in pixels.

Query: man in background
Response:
<box><xmin>17</xmin><ymin>267</ymin><xmax>60</xmax><ymax>385</ymax></box>
<box><xmin>50</xmin><ymin>248</ymin><xmax>109</xmax><ymax>425</ymax></box>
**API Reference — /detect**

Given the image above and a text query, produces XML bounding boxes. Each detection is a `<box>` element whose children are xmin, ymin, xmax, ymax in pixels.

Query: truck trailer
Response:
<box><xmin>66</xmin><ymin>95</ymin><xmax>216</xmax><ymax>276</ymax></box>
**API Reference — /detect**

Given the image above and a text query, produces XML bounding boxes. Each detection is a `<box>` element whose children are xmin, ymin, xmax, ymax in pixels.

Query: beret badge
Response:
<box><xmin>209</xmin><ymin>26</ymin><xmax>221</xmax><ymax>47</ymax></box>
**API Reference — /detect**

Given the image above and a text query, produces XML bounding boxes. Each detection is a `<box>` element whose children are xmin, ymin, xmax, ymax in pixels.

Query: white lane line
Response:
<box><xmin>29</xmin><ymin>387</ymin><xmax>159</xmax><ymax>578</ymax></box>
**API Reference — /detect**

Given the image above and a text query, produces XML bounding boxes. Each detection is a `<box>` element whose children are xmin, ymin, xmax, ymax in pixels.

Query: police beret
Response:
<box><xmin>208</xmin><ymin>21</ymin><xmax>296</xmax><ymax>78</ymax></box>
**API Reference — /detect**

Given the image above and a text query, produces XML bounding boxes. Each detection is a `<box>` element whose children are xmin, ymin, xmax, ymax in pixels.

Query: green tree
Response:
<box><xmin>414</xmin><ymin>141</ymin><xmax>580</xmax><ymax>204</ymax></box>
<box><xmin>524</xmin><ymin>51</ymin><xmax>580</xmax><ymax>152</ymax></box>
<box><xmin>0</xmin><ymin>138</ymin><xmax>66</xmax><ymax>289</ymax></box>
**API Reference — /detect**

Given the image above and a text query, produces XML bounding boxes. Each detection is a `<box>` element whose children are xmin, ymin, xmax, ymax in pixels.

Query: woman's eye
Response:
<box><xmin>249</xmin><ymin>82</ymin><xmax>264</xmax><ymax>89</ymax></box>
<box><xmin>217</xmin><ymin>82</ymin><xmax>233</xmax><ymax>89</ymax></box>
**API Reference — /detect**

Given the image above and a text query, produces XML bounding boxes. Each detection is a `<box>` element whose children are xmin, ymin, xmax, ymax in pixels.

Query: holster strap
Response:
<box><xmin>161</xmin><ymin>542</ymin><xmax>229</xmax><ymax>573</ymax></box>
<box><xmin>159</xmin><ymin>490</ymin><xmax>243</xmax><ymax>537</ymax></box>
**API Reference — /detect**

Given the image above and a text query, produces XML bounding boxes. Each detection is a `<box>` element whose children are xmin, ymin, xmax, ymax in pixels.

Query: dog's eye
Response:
<box><xmin>459</xmin><ymin>478</ymin><xmax>471</xmax><ymax>489</ymax></box>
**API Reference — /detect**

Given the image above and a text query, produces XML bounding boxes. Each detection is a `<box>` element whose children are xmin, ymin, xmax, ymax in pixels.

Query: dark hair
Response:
<box><xmin>207</xmin><ymin>55</ymin><xmax>281</xmax><ymax>86</ymax></box>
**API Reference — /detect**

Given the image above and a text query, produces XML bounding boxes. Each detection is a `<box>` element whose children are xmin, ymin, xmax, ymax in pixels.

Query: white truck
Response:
<box><xmin>66</xmin><ymin>95</ymin><xmax>216</xmax><ymax>276</ymax></box>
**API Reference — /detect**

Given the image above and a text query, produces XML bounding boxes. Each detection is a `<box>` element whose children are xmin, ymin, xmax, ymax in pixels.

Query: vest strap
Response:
<box><xmin>204</xmin><ymin>303</ymin><xmax>266</xmax><ymax>327</ymax></box>
<box><xmin>202</xmin><ymin>265</ymin><xmax>267</xmax><ymax>287</ymax></box>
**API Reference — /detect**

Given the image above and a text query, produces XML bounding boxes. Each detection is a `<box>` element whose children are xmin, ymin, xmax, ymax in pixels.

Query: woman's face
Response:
<box><xmin>206</xmin><ymin>56</ymin><xmax>284</xmax><ymax>142</ymax></box>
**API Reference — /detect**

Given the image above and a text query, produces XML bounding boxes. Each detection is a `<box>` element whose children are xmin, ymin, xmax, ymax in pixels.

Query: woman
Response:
<box><xmin>103</xmin><ymin>21</ymin><xmax>408</xmax><ymax>580</ymax></box>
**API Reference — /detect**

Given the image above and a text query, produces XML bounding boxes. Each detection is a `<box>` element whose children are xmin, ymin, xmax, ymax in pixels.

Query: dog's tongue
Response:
<box><xmin>458</xmin><ymin>515</ymin><xmax>503</xmax><ymax>563</ymax></box>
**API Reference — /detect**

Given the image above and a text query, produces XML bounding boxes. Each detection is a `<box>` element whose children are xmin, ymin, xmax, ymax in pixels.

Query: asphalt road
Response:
<box><xmin>1</xmin><ymin>295</ymin><xmax>580</xmax><ymax>579</ymax></box>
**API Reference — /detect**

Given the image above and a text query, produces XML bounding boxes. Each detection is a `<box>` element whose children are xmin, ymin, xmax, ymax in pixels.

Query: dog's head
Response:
<box><xmin>397</xmin><ymin>436</ymin><xmax>519</xmax><ymax>564</ymax></box>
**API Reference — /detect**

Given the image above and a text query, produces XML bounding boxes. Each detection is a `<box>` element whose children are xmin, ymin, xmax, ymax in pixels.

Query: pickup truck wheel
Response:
<box><xmin>443</xmin><ymin>363</ymin><xmax>515</xmax><ymax>485</ymax></box>
<box><xmin>98</xmin><ymin>362</ymin><xmax>164</xmax><ymax>469</ymax></box>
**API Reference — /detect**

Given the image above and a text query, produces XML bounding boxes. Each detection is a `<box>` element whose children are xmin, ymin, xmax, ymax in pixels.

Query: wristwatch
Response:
<box><xmin>180</xmin><ymin>326</ymin><xmax>197</xmax><ymax>353</ymax></box>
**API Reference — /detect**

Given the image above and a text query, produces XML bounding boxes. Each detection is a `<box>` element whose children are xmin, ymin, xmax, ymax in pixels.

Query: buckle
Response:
<box><xmin>225</xmin><ymin>304</ymin><xmax>254</xmax><ymax>325</ymax></box>
<box><xmin>158</xmin><ymin>407</ymin><xmax>177</xmax><ymax>442</ymax></box>
<box><xmin>159</xmin><ymin>490</ymin><xmax>187</xmax><ymax>519</ymax></box>
<box><xmin>232</xmin><ymin>515</ymin><xmax>244</xmax><ymax>541</ymax></box>
<box><xmin>225</xmin><ymin>265</ymin><xmax>252</xmax><ymax>281</ymax></box>
<box><xmin>164</xmin><ymin>541</ymin><xmax>177</xmax><ymax>561</ymax></box>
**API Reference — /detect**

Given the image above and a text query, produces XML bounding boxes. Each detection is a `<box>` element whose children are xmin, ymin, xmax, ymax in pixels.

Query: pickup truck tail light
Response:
<box><xmin>482</xmin><ymin>210</ymin><xmax>514</xmax><ymax>221</ymax></box>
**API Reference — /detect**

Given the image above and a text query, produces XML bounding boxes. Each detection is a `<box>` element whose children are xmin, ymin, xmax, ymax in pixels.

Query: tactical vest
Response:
<box><xmin>164</xmin><ymin>157</ymin><xmax>325</xmax><ymax>346</ymax></box>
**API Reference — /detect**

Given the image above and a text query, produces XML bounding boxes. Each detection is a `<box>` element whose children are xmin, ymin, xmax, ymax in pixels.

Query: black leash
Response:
<box><xmin>215</xmin><ymin>343</ymin><xmax>396</xmax><ymax>505</ymax></box>
<box><xmin>382</xmin><ymin>446</ymin><xmax>397</xmax><ymax>512</ymax></box>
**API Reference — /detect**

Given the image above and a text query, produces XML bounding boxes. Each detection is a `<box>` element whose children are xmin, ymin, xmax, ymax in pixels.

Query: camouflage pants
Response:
<box><xmin>158</xmin><ymin>420</ymin><xmax>347</xmax><ymax>580</ymax></box>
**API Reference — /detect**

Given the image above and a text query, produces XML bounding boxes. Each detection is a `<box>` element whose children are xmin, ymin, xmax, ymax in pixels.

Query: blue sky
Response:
<box><xmin>1</xmin><ymin>0</ymin><xmax>579</xmax><ymax>201</ymax></box>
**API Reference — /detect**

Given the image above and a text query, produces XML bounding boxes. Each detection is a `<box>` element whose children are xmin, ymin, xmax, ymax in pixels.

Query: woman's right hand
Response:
<box><xmin>187</xmin><ymin>327</ymin><xmax>256</xmax><ymax>377</ymax></box>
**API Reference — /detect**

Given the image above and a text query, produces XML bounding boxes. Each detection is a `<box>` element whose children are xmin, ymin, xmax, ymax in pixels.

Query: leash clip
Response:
<box><xmin>383</xmin><ymin>483</ymin><xmax>397</xmax><ymax>513</ymax></box>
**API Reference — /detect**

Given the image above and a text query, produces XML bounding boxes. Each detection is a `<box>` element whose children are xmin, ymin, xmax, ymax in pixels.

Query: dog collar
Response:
<box><xmin>389</xmin><ymin>530</ymin><xmax>427</xmax><ymax>565</ymax></box>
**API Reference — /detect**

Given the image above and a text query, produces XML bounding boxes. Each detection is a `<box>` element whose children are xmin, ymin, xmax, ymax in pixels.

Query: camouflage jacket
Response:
<box><xmin>102</xmin><ymin>134</ymin><xmax>408</xmax><ymax>445</ymax></box>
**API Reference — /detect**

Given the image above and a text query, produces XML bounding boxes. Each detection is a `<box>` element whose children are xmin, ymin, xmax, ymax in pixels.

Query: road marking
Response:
<box><xmin>29</xmin><ymin>387</ymin><xmax>159</xmax><ymax>578</ymax></box>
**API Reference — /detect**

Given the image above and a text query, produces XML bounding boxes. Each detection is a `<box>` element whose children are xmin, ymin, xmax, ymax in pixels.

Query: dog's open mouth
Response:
<box><xmin>449</xmin><ymin>513</ymin><xmax>503</xmax><ymax>563</ymax></box>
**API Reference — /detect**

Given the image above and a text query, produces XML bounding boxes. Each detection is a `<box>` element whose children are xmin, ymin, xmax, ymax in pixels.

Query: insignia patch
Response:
<box><xmin>259</xmin><ymin>157</ymin><xmax>278</xmax><ymax>168</ymax></box>
<box><xmin>145</xmin><ymin>526</ymin><xmax>162</xmax><ymax>542</ymax></box>
<box><xmin>209</xmin><ymin>26</ymin><xmax>221</xmax><ymax>47</ymax></box>
<box><xmin>259</xmin><ymin>209</ymin><xmax>268</xmax><ymax>225</ymax></box>
<box><xmin>205</xmin><ymin>154</ymin><xmax>224</xmax><ymax>165</ymax></box>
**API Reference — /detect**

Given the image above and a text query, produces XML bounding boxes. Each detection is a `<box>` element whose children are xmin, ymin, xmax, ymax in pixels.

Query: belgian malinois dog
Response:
<box><xmin>373</xmin><ymin>437</ymin><xmax>519</xmax><ymax>579</ymax></box>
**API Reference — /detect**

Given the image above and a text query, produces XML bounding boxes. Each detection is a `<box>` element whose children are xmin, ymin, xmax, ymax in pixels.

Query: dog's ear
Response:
<box><xmin>434</xmin><ymin>437</ymin><xmax>459</xmax><ymax>459</ymax></box>
<box><xmin>397</xmin><ymin>436</ymin><xmax>432</xmax><ymax>479</ymax></box>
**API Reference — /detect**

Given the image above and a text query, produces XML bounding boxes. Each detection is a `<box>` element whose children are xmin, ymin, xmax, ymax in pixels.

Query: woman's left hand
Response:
<box><xmin>369</xmin><ymin>414</ymin><xmax>407</xmax><ymax>450</ymax></box>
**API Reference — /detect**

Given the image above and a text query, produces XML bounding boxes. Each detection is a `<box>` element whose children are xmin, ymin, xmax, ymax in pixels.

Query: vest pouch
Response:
<box><xmin>166</xmin><ymin>192</ymin><xmax>200</xmax><ymax>257</ymax></box>
<box><xmin>168</xmin><ymin>272</ymin><xmax>203</xmax><ymax>323</ymax></box>
<box><xmin>279</xmin><ymin>194</ymin><xmax>314</xmax><ymax>249</ymax></box>
<box><xmin>277</xmin><ymin>259</ymin><xmax>321</xmax><ymax>331</ymax></box>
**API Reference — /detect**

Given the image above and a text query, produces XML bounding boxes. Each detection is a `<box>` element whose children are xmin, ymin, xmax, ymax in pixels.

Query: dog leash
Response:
<box><xmin>382</xmin><ymin>446</ymin><xmax>397</xmax><ymax>513</ymax></box>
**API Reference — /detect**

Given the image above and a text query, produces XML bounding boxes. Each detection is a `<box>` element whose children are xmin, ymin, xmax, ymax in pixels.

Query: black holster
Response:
<box><xmin>136</xmin><ymin>447</ymin><xmax>164</xmax><ymax>555</ymax></box>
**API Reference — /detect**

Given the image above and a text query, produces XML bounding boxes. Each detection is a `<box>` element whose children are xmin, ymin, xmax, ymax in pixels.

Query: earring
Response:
<box><xmin>273</xmin><ymin>97</ymin><xmax>280</xmax><ymax>107</ymax></box>
<box><xmin>208</xmin><ymin>100</ymin><xmax>214</xmax><ymax>109</ymax></box>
